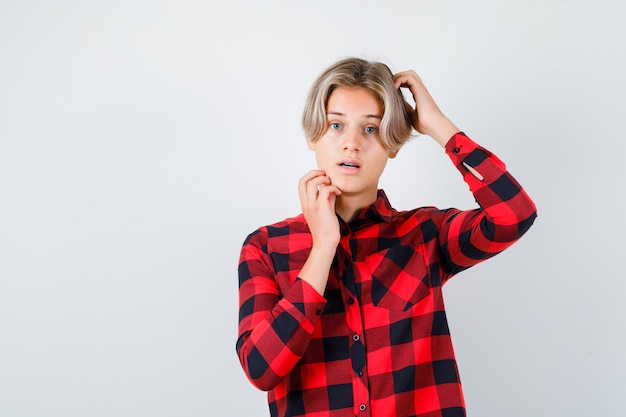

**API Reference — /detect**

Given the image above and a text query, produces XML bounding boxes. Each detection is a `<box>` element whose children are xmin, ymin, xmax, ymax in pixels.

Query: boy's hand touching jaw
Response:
<box><xmin>297</xmin><ymin>169</ymin><xmax>342</xmax><ymax>295</ymax></box>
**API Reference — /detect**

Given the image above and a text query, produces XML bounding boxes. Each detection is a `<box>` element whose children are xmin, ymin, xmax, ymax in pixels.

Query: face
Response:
<box><xmin>307</xmin><ymin>86</ymin><xmax>395</xmax><ymax>201</ymax></box>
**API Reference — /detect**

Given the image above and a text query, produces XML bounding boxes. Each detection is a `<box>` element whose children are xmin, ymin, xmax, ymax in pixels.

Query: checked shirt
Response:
<box><xmin>237</xmin><ymin>133</ymin><xmax>537</xmax><ymax>417</ymax></box>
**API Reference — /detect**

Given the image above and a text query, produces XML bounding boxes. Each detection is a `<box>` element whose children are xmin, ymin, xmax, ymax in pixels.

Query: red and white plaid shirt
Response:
<box><xmin>237</xmin><ymin>133</ymin><xmax>537</xmax><ymax>417</ymax></box>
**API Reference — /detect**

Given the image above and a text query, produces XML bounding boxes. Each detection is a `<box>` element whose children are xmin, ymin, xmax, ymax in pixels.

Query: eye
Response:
<box><xmin>364</xmin><ymin>126</ymin><xmax>379</xmax><ymax>134</ymax></box>
<box><xmin>329</xmin><ymin>122</ymin><xmax>342</xmax><ymax>130</ymax></box>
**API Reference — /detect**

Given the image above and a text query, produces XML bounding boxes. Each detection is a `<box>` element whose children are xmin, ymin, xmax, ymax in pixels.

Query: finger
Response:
<box><xmin>314</xmin><ymin>184</ymin><xmax>341</xmax><ymax>216</ymax></box>
<box><xmin>299</xmin><ymin>172</ymin><xmax>331</xmax><ymax>207</ymax></box>
<box><xmin>394</xmin><ymin>79</ymin><xmax>418</xmax><ymax>103</ymax></box>
<box><xmin>298</xmin><ymin>169</ymin><xmax>326</xmax><ymax>188</ymax></box>
<box><xmin>298</xmin><ymin>170</ymin><xmax>326</xmax><ymax>200</ymax></box>
<box><xmin>317</xmin><ymin>184</ymin><xmax>342</xmax><ymax>201</ymax></box>
<box><xmin>393</xmin><ymin>75</ymin><xmax>408</xmax><ymax>90</ymax></box>
<box><xmin>393</xmin><ymin>70</ymin><xmax>418</xmax><ymax>89</ymax></box>
<box><xmin>308</xmin><ymin>177</ymin><xmax>334</xmax><ymax>207</ymax></box>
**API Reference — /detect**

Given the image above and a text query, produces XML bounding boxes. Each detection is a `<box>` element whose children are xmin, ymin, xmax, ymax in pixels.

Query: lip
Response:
<box><xmin>337</xmin><ymin>159</ymin><xmax>361</xmax><ymax>174</ymax></box>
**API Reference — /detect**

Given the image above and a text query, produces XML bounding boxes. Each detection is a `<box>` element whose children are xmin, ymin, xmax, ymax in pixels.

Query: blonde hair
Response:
<box><xmin>302</xmin><ymin>57</ymin><xmax>414</xmax><ymax>154</ymax></box>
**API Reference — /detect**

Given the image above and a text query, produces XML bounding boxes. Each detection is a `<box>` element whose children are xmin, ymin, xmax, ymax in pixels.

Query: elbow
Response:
<box><xmin>241</xmin><ymin>362</ymin><xmax>283</xmax><ymax>392</ymax></box>
<box><xmin>483</xmin><ymin>197</ymin><xmax>538</xmax><ymax>241</ymax></box>
<box><xmin>498</xmin><ymin>189</ymin><xmax>538</xmax><ymax>240</ymax></box>
<box><xmin>237</xmin><ymin>341</ymin><xmax>282</xmax><ymax>392</ymax></box>
<box><xmin>248</xmin><ymin>375</ymin><xmax>282</xmax><ymax>392</ymax></box>
<box><xmin>518</xmin><ymin>209</ymin><xmax>537</xmax><ymax>237</ymax></box>
<box><xmin>516</xmin><ymin>193</ymin><xmax>538</xmax><ymax>237</ymax></box>
<box><xmin>480</xmin><ymin>209</ymin><xmax>537</xmax><ymax>244</ymax></box>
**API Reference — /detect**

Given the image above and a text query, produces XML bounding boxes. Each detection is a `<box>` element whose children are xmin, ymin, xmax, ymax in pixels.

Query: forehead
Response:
<box><xmin>326</xmin><ymin>87</ymin><xmax>383</xmax><ymax>116</ymax></box>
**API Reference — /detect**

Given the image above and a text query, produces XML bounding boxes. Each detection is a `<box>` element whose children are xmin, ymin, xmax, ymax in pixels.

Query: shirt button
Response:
<box><xmin>348</xmin><ymin>298</ymin><xmax>355</xmax><ymax>305</ymax></box>
<box><xmin>353</xmin><ymin>334</ymin><xmax>360</xmax><ymax>342</ymax></box>
<box><xmin>453</xmin><ymin>147</ymin><xmax>460</xmax><ymax>154</ymax></box>
<box><xmin>356</xmin><ymin>370</ymin><xmax>363</xmax><ymax>377</ymax></box>
<box><xmin>359</xmin><ymin>404</ymin><xmax>367</xmax><ymax>412</ymax></box>
<box><xmin>315</xmin><ymin>309</ymin><xmax>322</xmax><ymax>316</ymax></box>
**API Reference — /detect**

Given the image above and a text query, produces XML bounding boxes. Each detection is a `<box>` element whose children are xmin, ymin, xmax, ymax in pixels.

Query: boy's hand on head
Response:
<box><xmin>394</xmin><ymin>70</ymin><xmax>460</xmax><ymax>147</ymax></box>
<box><xmin>298</xmin><ymin>170</ymin><xmax>342</xmax><ymax>250</ymax></box>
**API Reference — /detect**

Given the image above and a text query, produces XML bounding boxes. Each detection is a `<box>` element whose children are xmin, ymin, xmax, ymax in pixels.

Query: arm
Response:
<box><xmin>236</xmin><ymin>231</ymin><xmax>327</xmax><ymax>391</ymax></box>
<box><xmin>439</xmin><ymin>133</ymin><xmax>537</xmax><ymax>275</ymax></box>
<box><xmin>236</xmin><ymin>170</ymin><xmax>341</xmax><ymax>390</ymax></box>
<box><xmin>296</xmin><ymin>170</ymin><xmax>342</xmax><ymax>295</ymax></box>
<box><xmin>394</xmin><ymin>71</ymin><xmax>537</xmax><ymax>275</ymax></box>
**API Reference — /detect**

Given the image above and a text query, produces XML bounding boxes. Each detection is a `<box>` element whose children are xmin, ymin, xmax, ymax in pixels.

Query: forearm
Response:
<box><xmin>237</xmin><ymin>276</ymin><xmax>326</xmax><ymax>390</ymax></box>
<box><xmin>237</xmin><ymin>236</ymin><xmax>328</xmax><ymax>390</ymax></box>
<box><xmin>298</xmin><ymin>244</ymin><xmax>336</xmax><ymax>295</ymax></box>
<box><xmin>441</xmin><ymin>133</ymin><xmax>537</xmax><ymax>272</ymax></box>
<box><xmin>447</xmin><ymin>133</ymin><xmax>536</xmax><ymax>226</ymax></box>
<box><xmin>425</xmin><ymin>114</ymin><xmax>461</xmax><ymax>148</ymax></box>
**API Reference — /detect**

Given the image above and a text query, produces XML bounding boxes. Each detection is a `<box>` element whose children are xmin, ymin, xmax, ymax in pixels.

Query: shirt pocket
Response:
<box><xmin>364</xmin><ymin>245</ymin><xmax>431</xmax><ymax>311</ymax></box>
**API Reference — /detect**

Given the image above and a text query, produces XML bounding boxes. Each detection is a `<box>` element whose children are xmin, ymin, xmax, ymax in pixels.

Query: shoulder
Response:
<box><xmin>242</xmin><ymin>214</ymin><xmax>309</xmax><ymax>249</ymax></box>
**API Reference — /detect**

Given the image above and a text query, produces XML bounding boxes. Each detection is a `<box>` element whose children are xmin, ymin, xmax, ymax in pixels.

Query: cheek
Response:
<box><xmin>314</xmin><ymin>153</ymin><xmax>324</xmax><ymax>169</ymax></box>
<box><xmin>314</xmin><ymin>149</ymin><xmax>332</xmax><ymax>170</ymax></box>
<box><xmin>380</xmin><ymin>158</ymin><xmax>390</xmax><ymax>172</ymax></box>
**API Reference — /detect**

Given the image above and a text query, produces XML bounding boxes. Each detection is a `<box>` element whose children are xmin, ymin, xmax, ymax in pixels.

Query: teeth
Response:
<box><xmin>341</xmin><ymin>163</ymin><xmax>359</xmax><ymax>168</ymax></box>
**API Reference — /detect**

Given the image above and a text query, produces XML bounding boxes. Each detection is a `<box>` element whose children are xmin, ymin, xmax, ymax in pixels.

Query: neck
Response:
<box><xmin>335</xmin><ymin>190</ymin><xmax>378</xmax><ymax>223</ymax></box>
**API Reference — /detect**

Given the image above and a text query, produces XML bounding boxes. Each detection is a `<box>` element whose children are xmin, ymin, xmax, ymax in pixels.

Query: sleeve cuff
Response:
<box><xmin>445</xmin><ymin>132</ymin><xmax>489</xmax><ymax>158</ymax></box>
<box><xmin>444</xmin><ymin>132</ymin><xmax>506</xmax><ymax>187</ymax></box>
<box><xmin>282</xmin><ymin>278</ymin><xmax>327</xmax><ymax>322</ymax></box>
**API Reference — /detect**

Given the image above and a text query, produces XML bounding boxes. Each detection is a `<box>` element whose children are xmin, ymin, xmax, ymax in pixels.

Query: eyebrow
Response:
<box><xmin>327</xmin><ymin>111</ymin><xmax>382</xmax><ymax>119</ymax></box>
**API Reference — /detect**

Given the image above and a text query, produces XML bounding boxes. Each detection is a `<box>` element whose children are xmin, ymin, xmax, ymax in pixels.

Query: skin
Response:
<box><xmin>307</xmin><ymin>86</ymin><xmax>394</xmax><ymax>223</ymax></box>
<box><xmin>298</xmin><ymin>70</ymin><xmax>460</xmax><ymax>295</ymax></box>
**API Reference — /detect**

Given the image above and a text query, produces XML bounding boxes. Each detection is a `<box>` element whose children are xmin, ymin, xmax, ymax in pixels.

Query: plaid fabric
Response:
<box><xmin>237</xmin><ymin>133</ymin><xmax>537</xmax><ymax>417</ymax></box>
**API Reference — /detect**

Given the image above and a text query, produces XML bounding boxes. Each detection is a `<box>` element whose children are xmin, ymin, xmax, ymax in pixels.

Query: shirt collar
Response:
<box><xmin>347</xmin><ymin>189</ymin><xmax>394</xmax><ymax>227</ymax></box>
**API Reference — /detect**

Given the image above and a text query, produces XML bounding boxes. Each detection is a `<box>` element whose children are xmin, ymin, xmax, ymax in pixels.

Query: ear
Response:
<box><xmin>389</xmin><ymin>150</ymin><xmax>398</xmax><ymax>159</ymax></box>
<box><xmin>306</xmin><ymin>138</ymin><xmax>316</xmax><ymax>151</ymax></box>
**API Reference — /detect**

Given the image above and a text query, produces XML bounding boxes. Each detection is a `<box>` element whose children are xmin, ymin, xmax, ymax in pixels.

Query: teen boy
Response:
<box><xmin>236</xmin><ymin>57</ymin><xmax>537</xmax><ymax>417</ymax></box>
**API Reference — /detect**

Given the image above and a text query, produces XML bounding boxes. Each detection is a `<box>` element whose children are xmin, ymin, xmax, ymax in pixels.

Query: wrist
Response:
<box><xmin>427</xmin><ymin>117</ymin><xmax>459</xmax><ymax>148</ymax></box>
<box><xmin>300</xmin><ymin>244</ymin><xmax>336</xmax><ymax>295</ymax></box>
<box><xmin>309</xmin><ymin>241</ymin><xmax>338</xmax><ymax>258</ymax></box>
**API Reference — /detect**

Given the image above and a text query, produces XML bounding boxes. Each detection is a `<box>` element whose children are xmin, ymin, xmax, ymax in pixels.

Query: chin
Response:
<box><xmin>335</xmin><ymin>184</ymin><xmax>367</xmax><ymax>196</ymax></box>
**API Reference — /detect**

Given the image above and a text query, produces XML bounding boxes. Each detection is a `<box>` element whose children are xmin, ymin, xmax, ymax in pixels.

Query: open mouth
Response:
<box><xmin>339</xmin><ymin>161</ymin><xmax>360</xmax><ymax>168</ymax></box>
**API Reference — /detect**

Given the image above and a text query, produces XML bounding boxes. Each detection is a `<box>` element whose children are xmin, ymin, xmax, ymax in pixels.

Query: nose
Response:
<box><xmin>342</xmin><ymin>127</ymin><xmax>361</xmax><ymax>152</ymax></box>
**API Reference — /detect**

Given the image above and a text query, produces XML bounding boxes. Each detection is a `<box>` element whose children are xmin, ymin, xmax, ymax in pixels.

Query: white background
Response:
<box><xmin>1</xmin><ymin>1</ymin><xmax>625</xmax><ymax>416</ymax></box>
